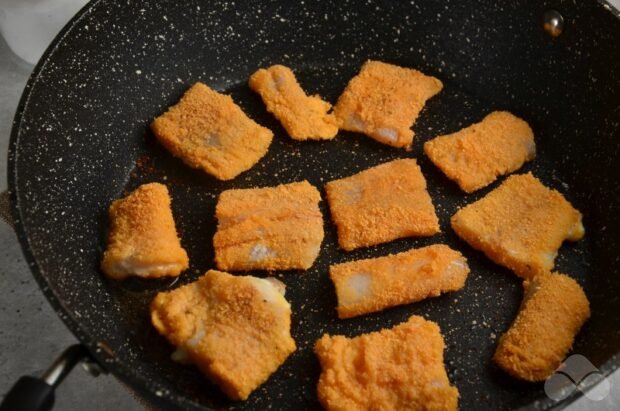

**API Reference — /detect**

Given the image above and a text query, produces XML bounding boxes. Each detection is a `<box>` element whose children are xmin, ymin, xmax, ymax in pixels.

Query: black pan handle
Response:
<box><xmin>0</xmin><ymin>190</ymin><xmax>14</xmax><ymax>229</ymax></box>
<box><xmin>0</xmin><ymin>194</ymin><xmax>106</xmax><ymax>409</ymax></box>
<box><xmin>0</xmin><ymin>345</ymin><xmax>102</xmax><ymax>411</ymax></box>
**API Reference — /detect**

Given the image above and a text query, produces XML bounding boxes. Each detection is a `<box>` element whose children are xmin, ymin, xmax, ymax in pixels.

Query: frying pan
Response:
<box><xmin>2</xmin><ymin>0</ymin><xmax>619</xmax><ymax>410</ymax></box>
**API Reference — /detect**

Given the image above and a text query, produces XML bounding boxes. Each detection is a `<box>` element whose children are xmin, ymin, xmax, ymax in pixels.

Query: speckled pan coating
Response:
<box><xmin>6</xmin><ymin>1</ymin><xmax>620</xmax><ymax>410</ymax></box>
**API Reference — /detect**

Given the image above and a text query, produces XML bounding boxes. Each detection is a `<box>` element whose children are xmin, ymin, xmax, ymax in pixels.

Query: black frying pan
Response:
<box><xmin>2</xmin><ymin>0</ymin><xmax>620</xmax><ymax>410</ymax></box>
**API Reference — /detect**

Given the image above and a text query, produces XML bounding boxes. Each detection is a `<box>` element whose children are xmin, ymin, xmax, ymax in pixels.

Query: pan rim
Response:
<box><xmin>6</xmin><ymin>0</ymin><xmax>619</xmax><ymax>410</ymax></box>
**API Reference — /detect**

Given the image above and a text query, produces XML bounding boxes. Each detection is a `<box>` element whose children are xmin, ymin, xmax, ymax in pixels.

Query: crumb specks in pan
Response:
<box><xmin>8</xmin><ymin>0</ymin><xmax>620</xmax><ymax>410</ymax></box>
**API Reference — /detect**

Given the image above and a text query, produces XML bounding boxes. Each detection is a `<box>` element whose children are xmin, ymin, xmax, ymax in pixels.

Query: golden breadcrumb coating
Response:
<box><xmin>101</xmin><ymin>183</ymin><xmax>188</xmax><ymax>280</ymax></box>
<box><xmin>151</xmin><ymin>82</ymin><xmax>273</xmax><ymax>180</ymax></box>
<box><xmin>451</xmin><ymin>173</ymin><xmax>584</xmax><ymax>279</ymax></box>
<box><xmin>333</xmin><ymin>60</ymin><xmax>443</xmax><ymax>149</ymax></box>
<box><xmin>151</xmin><ymin>270</ymin><xmax>296</xmax><ymax>400</ymax></box>
<box><xmin>314</xmin><ymin>315</ymin><xmax>458</xmax><ymax>411</ymax></box>
<box><xmin>249</xmin><ymin>65</ymin><xmax>338</xmax><ymax>140</ymax></box>
<box><xmin>330</xmin><ymin>244</ymin><xmax>469</xmax><ymax>318</ymax></box>
<box><xmin>213</xmin><ymin>180</ymin><xmax>324</xmax><ymax>271</ymax></box>
<box><xmin>493</xmin><ymin>272</ymin><xmax>590</xmax><ymax>381</ymax></box>
<box><xmin>325</xmin><ymin>159</ymin><xmax>439</xmax><ymax>251</ymax></box>
<box><xmin>424</xmin><ymin>111</ymin><xmax>536</xmax><ymax>193</ymax></box>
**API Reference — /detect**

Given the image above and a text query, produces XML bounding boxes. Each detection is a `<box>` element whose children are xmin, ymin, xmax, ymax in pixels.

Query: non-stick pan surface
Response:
<box><xmin>8</xmin><ymin>0</ymin><xmax>620</xmax><ymax>409</ymax></box>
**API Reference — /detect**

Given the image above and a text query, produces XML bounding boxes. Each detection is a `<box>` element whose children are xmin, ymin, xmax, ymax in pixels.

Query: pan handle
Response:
<box><xmin>0</xmin><ymin>344</ymin><xmax>103</xmax><ymax>411</ymax></box>
<box><xmin>0</xmin><ymin>193</ymin><xmax>106</xmax><ymax>408</ymax></box>
<box><xmin>0</xmin><ymin>190</ymin><xmax>14</xmax><ymax>229</ymax></box>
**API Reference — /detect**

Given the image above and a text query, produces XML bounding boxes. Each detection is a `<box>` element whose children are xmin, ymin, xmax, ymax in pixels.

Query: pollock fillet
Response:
<box><xmin>424</xmin><ymin>111</ymin><xmax>536</xmax><ymax>193</ymax></box>
<box><xmin>315</xmin><ymin>315</ymin><xmax>459</xmax><ymax>410</ymax></box>
<box><xmin>151</xmin><ymin>82</ymin><xmax>273</xmax><ymax>180</ymax></box>
<box><xmin>214</xmin><ymin>180</ymin><xmax>324</xmax><ymax>271</ymax></box>
<box><xmin>451</xmin><ymin>173</ymin><xmax>584</xmax><ymax>279</ymax></box>
<box><xmin>101</xmin><ymin>183</ymin><xmax>189</xmax><ymax>279</ymax></box>
<box><xmin>333</xmin><ymin>60</ymin><xmax>443</xmax><ymax>149</ymax></box>
<box><xmin>325</xmin><ymin>159</ymin><xmax>439</xmax><ymax>251</ymax></box>
<box><xmin>249</xmin><ymin>64</ymin><xmax>338</xmax><ymax>140</ymax></box>
<box><xmin>151</xmin><ymin>270</ymin><xmax>296</xmax><ymax>400</ymax></box>
<box><xmin>494</xmin><ymin>272</ymin><xmax>590</xmax><ymax>381</ymax></box>
<box><xmin>330</xmin><ymin>244</ymin><xmax>469</xmax><ymax>318</ymax></box>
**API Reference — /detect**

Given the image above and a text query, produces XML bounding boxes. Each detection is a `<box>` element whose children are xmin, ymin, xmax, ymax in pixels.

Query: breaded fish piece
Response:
<box><xmin>101</xmin><ymin>183</ymin><xmax>189</xmax><ymax>280</ymax></box>
<box><xmin>214</xmin><ymin>180</ymin><xmax>324</xmax><ymax>271</ymax></box>
<box><xmin>151</xmin><ymin>270</ymin><xmax>296</xmax><ymax>400</ymax></box>
<box><xmin>333</xmin><ymin>60</ymin><xmax>443</xmax><ymax>149</ymax></box>
<box><xmin>325</xmin><ymin>159</ymin><xmax>440</xmax><ymax>251</ymax></box>
<box><xmin>424</xmin><ymin>111</ymin><xmax>536</xmax><ymax>193</ymax></box>
<box><xmin>494</xmin><ymin>272</ymin><xmax>590</xmax><ymax>381</ymax></box>
<box><xmin>249</xmin><ymin>65</ymin><xmax>338</xmax><ymax>140</ymax></box>
<box><xmin>330</xmin><ymin>244</ymin><xmax>469</xmax><ymax>319</ymax></box>
<box><xmin>451</xmin><ymin>173</ymin><xmax>584</xmax><ymax>279</ymax></box>
<box><xmin>151</xmin><ymin>82</ymin><xmax>273</xmax><ymax>180</ymax></box>
<box><xmin>314</xmin><ymin>315</ymin><xmax>459</xmax><ymax>411</ymax></box>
